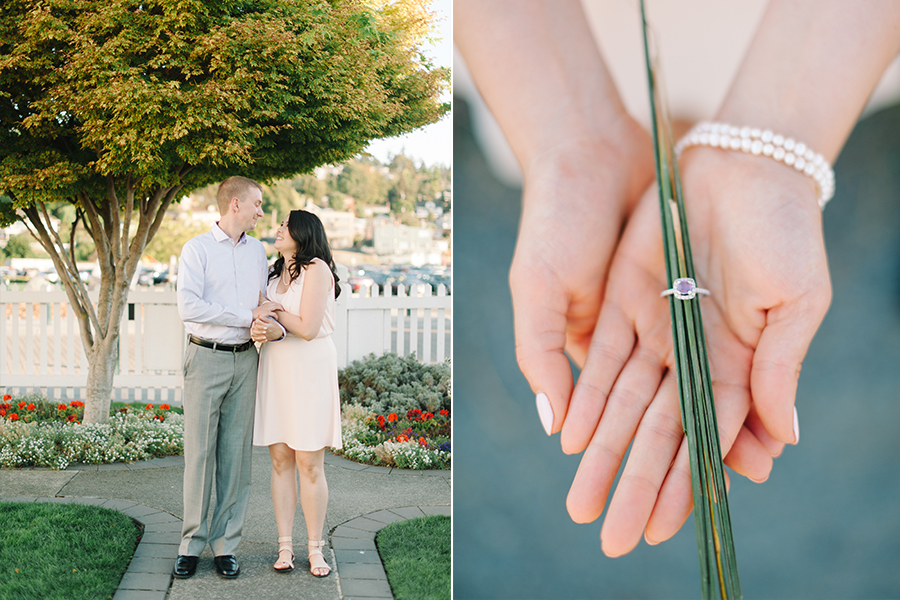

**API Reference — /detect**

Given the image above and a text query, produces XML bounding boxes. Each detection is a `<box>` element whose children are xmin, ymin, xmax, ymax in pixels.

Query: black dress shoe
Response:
<box><xmin>173</xmin><ymin>555</ymin><xmax>199</xmax><ymax>579</ymax></box>
<box><xmin>214</xmin><ymin>555</ymin><xmax>240</xmax><ymax>579</ymax></box>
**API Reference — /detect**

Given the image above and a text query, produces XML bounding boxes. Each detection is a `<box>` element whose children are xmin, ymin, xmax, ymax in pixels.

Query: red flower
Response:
<box><xmin>387</xmin><ymin>413</ymin><xmax>398</xmax><ymax>422</ymax></box>
<box><xmin>119</xmin><ymin>408</ymin><xmax>128</xmax><ymax>413</ymax></box>
<box><xmin>423</xmin><ymin>412</ymin><xmax>434</xmax><ymax>420</ymax></box>
<box><xmin>160</xmin><ymin>404</ymin><xmax>170</xmax><ymax>411</ymax></box>
<box><xmin>418</xmin><ymin>437</ymin><xmax>427</xmax><ymax>446</ymax></box>
<box><xmin>145</xmin><ymin>403</ymin><xmax>154</xmax><ymax>410</ymax></box>
<box><xmin>2</xmin><ymin>394</ymin><xmax>10</xmax><ymax>401</ymax></box>
<box><xmin>26</xmin><ymin>403</ymin><xmax>35</xmax><ymax>411</ymax></box>
<box><xmin>0</xmin><ymin>410</ymin><xmax>6</xmax><ymax>417</ymax></box>
<box><xmin>396</xmin><ymin>434</ymin><xmax>409</xmax><ymax>443</ymax></box>
<box><xmin>17</xmin><ymin>401</ymin><xmax>26</xmax><ymax>409</ymax></box>
<box><xmin>57</xmin><ymin>404</ymin><xmax>68</xmax><ymax>411</ymax></box>
<box><xmin>67</xmin><ymin>414</ymin><xmax>76</xmax><ymax>422</ymax></box>
<box><xmin>407</xmin><ymin>408</ymin><xmax>423</xmax><ymax>420</ymax></box>
<box><xmin>69</xmin><ymin>400</ymin><xmax>84</xmax><ymax>408</ymax></box>
<box><xmin>439</xmin><ymin>409</ymin><xmax>449</xmax><ymax>417</ymax></box>
<box><xmin>9</xmin><ymin>413</ymin><xmax>19</xmax><ymax>421</ymax></box>
<box><xmin>377</xmin><ymin>415</ymin><xmax>385</xmax><ymax>423</ymax></box>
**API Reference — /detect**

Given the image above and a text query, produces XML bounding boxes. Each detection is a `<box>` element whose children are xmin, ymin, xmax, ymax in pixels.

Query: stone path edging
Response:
<box><xmin>331</xmin><ymin>504</ymin><xmax>451</xmax><ymax>600</ymax></box>
<box><xmin>2</xmin><ymin>453</ymin><xmax>450</xmax><ymax>600</ymax></box>
<box><xmin>0</xmin><ymin>496</ymin><xmax>181</xmax><ymax>600</ymax></box>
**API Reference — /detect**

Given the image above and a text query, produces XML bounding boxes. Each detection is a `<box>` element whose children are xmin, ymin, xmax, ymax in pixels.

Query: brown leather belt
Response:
<box><xmin>189</xmin><ymin>335</ymin><xmax>253</xmax><ymax>353</ymax></box>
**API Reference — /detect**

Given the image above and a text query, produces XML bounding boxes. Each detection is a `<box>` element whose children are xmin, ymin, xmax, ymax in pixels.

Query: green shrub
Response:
<box><xmin>339</xmin><ymin>353</ymin><xmax>450</xmax><ymax>415</ymax></box>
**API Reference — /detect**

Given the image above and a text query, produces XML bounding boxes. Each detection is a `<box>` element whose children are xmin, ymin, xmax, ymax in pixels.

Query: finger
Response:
<box><xmin>643</xmin><ymin>375</ymin><xmax>757</xmax><ymax>546</ymax></box>
<box><xmin>723</xmin><ymin>425</ymin><xmax>773</xmax><ymax>483</ymax></box>
<box><xmin>510</xmin><ymin>258</ymin><xmax>574</xmax><ymax>436</ymax></box>
<box><xmin>744</xmin><ymin>404</ymin><xmax>785</xmax><ymax>457</ymax></box>
<box><xmin>565</xmin><ymin>342</ymin><xmax>666</xmax><ymax>523</ymax></box>
<box><xmin>599</xmin><ymin>372</ymin><xmax>682</xmax><ymax>557</ymax></box>
<box><xmin>751</xmin><ymin>292</ymin><xmax>829</xmax><ymax>444</ymax></box>
<box><xmin>643</xmin><ymin>439</ymin><xmax>692</xmax><ymax>546</ymax></box>
<box><xmin>560</xmin><ymin>303</ymin><xmax>636</xmax><ymax>454</ymax></box>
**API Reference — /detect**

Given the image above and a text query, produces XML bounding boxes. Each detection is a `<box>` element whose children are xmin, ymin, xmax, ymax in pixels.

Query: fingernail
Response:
<box><xmin>792</xmin><ymin>406</ymin><xmax>800</xmax><ymax>444</ymax></box>
<box><xmin>536</xmin><ymin>392</ymin><xmax>553</xmax><ymax>436</ymax></box>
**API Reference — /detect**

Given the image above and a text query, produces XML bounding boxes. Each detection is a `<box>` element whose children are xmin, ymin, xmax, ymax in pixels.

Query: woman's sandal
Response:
<box><xmin>274</xmin><ymin>536</ymin><xmax>294</xmax><ymax>572</ymax></box>
<box><xmin>308</xmin><ymin>540</ymin><xmax>331</xmax><ymax>577</ymax></box>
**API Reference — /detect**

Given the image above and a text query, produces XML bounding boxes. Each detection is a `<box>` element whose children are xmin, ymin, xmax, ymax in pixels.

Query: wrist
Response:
<box><xmin>521</xmin><ymin>113</ymin><xmax>654</xmax><ymax>210</ymax></box>
<box><xmin>677</xmin><ymin>122</ymin><xmax>835</xmax><ymax>209</ymax></box>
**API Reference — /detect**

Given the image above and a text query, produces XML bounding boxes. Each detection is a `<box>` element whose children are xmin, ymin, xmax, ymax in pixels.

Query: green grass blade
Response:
<box><xmin>639</xmin><ymin>2</ymin><xmax>742</xmax><ymax>598</ymax></box>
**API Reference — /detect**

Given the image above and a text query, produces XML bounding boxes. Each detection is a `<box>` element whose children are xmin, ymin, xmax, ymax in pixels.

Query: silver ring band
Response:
<box><xmin>661</xmin><ymin>278</ymin><xmax>710</xmax><ymax>301</ymax></box>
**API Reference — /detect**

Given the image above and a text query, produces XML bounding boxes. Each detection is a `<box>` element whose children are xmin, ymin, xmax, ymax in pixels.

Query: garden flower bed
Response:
<box><xmin>339</xmin><ymin>404</ymin><xmax>451</xmax><ymax>470</ymax></box>
<box><xmin>0</xmin><ymin>394</ymin><xmax>183</xmax><ymax>470</ymax></box>
<box><xmin>336</xmin><ymin>353</ymin><xmax>451</xmax><ymax>470</ymax></box>
<box><xmin>1</xmin><ymin>352</ymin><xmax>450</xmax><ymax>471</ymax></box>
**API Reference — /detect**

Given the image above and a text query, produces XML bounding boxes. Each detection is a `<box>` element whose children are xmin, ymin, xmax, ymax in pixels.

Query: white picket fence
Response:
<box><xmin>0</xmin><ymin>283</ymin><xmax>451</xmax><ymax>403</ymax></box>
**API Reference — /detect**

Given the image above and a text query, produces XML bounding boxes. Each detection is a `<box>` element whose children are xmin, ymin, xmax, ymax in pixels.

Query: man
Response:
<box><xmin>173</xmin><ymin>176</ymin><xmax>281</xmax><ymax>579</ymax></box>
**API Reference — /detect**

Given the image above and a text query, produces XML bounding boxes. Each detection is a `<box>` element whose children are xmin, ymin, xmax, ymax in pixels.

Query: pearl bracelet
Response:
<box><xmin>675</xmin><ymin>122</ymin><xmax>835</xmax><ymax>210</ymax></box>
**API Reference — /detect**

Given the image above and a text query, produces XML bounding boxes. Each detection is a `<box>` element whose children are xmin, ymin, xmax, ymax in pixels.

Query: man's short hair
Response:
<box><xmin>216</xmin><ymin>176</ymin><xmax>263</xmax><ymax>215</ymax></box>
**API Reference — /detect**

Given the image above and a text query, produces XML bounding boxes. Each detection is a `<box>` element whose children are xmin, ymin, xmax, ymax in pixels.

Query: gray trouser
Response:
<box><xmin>179</xmin><ymin>342</ymin><xmax>258</xmax><ymax>556</ymax></box>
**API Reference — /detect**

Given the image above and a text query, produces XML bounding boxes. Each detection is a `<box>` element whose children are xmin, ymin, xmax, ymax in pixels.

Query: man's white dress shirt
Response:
<box><xmin>177</xmin><ymin>224</ymin><xmax>269</xmax><ymax>344</ymax></box>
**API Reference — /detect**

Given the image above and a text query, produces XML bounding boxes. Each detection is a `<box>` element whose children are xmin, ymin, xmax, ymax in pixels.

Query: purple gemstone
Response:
<box><xmin>674</xmin><ymin>278</ymin><xmax>695</xmax><ymax>294</ymax></box>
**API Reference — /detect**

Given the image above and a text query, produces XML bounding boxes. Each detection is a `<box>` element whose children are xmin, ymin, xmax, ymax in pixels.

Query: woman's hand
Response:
<box><xmin>251</xmin><ymin>317</ymin><xmax>269</xmax><ymax>343</ymax></box>
<box><xmin>251</xmin><ymin>314</ymin><xmax>285</xmax><ymax>344</ymax></box>
<box><xmin>563</xmin><ymin>146</ymin><xmax>830</xmax><ymax>556</ymax></box>
<box><xmin>511</xmin><ymin>120</ymin><xmax>654</xmax><ymax>436</ymax></box>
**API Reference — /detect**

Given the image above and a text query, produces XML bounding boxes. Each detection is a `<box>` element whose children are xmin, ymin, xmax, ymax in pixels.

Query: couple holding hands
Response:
<box><xmin>173</xmin><ymin>176</ymin><xmax>342</xmax><ymax>580</ymax></box>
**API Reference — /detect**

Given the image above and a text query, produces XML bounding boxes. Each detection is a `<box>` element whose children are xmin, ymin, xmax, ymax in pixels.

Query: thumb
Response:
<box><xmin>751</xmin><ymin>292</ymin><xmax>830</xmax><ymax>443</ymax></box>
<box><xmin>510</xmin><ymin>261</ymin><xmax>574</xmax><ymax>436</ymax></box>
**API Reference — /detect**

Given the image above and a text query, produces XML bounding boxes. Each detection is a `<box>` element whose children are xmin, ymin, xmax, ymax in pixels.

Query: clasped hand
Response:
<box><xmin>251</xmin><ymin>301</ymin><xmax>283</xmax><ymax>344</ymax></box>
<box><xmin>513</xmin><ymin>139</ymin><xmax>831</xmax><ymax>556</ymax></box>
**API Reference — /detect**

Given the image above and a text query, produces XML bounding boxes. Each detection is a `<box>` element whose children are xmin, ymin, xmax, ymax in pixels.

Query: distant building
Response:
<box><xmin>435</xmin><ymin>210</ymin><xmax>452</xmax><ymax>232</ymax></box>
<box><xmin>415</xmin><ymin>200</ymin><xmax>444</xmax><ymax>220</ymax></box>
<box><xmin>373</xmin><ymin>223</ymin><xmax>448</xmax><ymax>266</ymax></box>
<box><xmin>303</xmin><ymin>201</ymin><xmax>363</xmax><ymax>249</ymax></box>
<box><xmin>314</xmin><ymin>164</ymin><xmax>344</xmax><ymax>180</ymax></box>
<box><xmin>361</xmin><ymin>205</ymin><xmax>391</xmax><ymax>217</ymax></box>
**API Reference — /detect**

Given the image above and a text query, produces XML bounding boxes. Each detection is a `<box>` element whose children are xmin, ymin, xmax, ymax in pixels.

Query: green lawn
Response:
<box><xmin>0</xmin><ymin>502</ymin><xmax>140</xmax><ymax>600</ymax></box>
<box><xmin>376</xmin><ymin>514</ymin><xmax>450</xmax><ymax>600</ymax></box>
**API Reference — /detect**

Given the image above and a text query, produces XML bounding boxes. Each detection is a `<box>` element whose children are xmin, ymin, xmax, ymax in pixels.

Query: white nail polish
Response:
<box><xmin>536</xmin><ymin>392</ymin><xmax>553</xmax><ymax>436</ymax></box>
<box><xmin>792</xmin><ymin>406</ymin><xmax>799</xmax><ymax>444</ymax></box>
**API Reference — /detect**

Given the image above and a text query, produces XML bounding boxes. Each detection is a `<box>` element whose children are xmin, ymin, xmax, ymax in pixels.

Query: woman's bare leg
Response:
<box><xmin>296</xmin><ymin>448</ymin><xmax>330</xmax><ymax>575</ymax></box>
<box><xmin>269</xmin><ymin>443</ymin><xmax>298</xmax><ymax>569</ymax></box>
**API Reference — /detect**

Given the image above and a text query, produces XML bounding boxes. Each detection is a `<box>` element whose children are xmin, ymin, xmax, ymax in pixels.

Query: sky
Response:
<box><xmin>364</xmin><ymin>0</ymin><xmax>451</xmax><ymax>168</ymax></box>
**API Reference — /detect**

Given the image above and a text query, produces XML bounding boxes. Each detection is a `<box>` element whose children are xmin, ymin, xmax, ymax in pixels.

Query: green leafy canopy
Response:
<box><xmin>0</xmin><ymin>0</ymin><xmax>449</xmax><ymax>223</ymax></box>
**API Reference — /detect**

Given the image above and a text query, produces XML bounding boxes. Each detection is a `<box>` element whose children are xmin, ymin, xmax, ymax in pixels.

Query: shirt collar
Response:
<box><xmin>212</xmin><ymin>222</ymin><xmax>247</xmax><ymax>245</ymax></box>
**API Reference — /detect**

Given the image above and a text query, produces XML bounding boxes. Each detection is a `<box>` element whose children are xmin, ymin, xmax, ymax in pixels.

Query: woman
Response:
<box><xmin>250</xmin><ymin>209</ymin><xmax>342</xmax><ymax>577</ymax></box>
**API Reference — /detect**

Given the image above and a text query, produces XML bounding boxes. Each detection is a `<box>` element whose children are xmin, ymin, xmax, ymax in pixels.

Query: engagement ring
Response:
<box><xmin>661</xmin><ymin>278</ymin><xmax>710</xmax><ymax>300</ymax></box>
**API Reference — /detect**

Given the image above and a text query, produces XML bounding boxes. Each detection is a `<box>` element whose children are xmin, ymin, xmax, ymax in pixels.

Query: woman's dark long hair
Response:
<box><xmin>268</xmin><ymin>210</ymin><xmax>341</xmax><ymax>298</ymax></box>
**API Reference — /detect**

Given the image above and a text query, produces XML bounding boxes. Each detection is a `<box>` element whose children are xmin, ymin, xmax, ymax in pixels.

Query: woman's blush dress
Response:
<box><xmin>253</xmin><ymin>262</ymin><xmax>342</xmax><ymax>451</ymax></box>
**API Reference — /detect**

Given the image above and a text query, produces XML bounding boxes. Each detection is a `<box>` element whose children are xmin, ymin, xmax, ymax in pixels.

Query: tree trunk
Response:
<box><xmin>17</xmin><ymin>183</ymin><xmax>182</xmax><ymax>425</ymax></box>
<box><xmin>82</xmin><ymin>334</ymin><xmax>119</xmax><ymax>424</ymax></box>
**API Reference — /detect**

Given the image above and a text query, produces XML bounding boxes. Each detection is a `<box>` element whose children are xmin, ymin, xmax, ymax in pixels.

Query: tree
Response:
<box><xmin>261</xmin><ymin>179</ymin><xmax>304</xmax><ymax>230</ymax></box>
<box><xmin>0</xmin><ymin>0</ymin><xmax>448</xmax><ymax>423</ymax></box>
<box><xmin>291</xmin><ymin>173</ymin><xmax>328</xmax><ymax>205</ymax></box>
<box><xmin>387</xmin><ymin>154</ymin><xmax>419</xmax><ymax>214</ymax></box>
<box><xmin>337</xmin><ymin>159</ymin><xmax>389</xmax><ymax>207</ymax></box>
<box><xmin>1</xmin><ymin>232</ymin><xmax>37</xmax><ymax>259</ymax></box>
